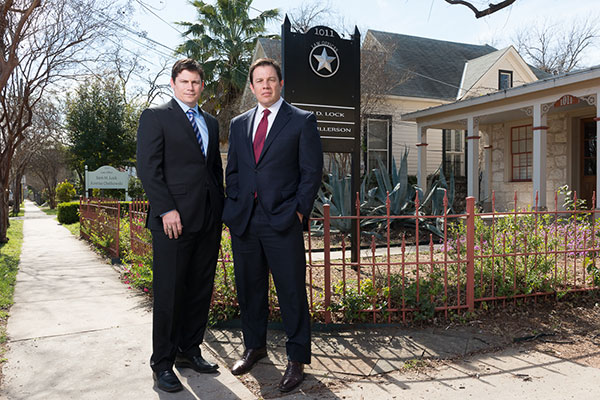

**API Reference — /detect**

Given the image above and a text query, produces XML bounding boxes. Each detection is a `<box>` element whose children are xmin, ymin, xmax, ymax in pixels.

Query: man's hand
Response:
<box><xmin>297</xmin><ymin>211</ymin><xmax>303</xmax><ymax>222</ymax></box>
<box><xmin>162</xmin><ymin>210</ymin><xmax>183</xmax><ymax>239</ymax></box>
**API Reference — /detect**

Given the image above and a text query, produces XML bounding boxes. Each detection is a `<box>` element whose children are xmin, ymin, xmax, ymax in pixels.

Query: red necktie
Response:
<box><xmin>253</xmin><ymin>109</ymin><xmax>270</xmax><ymax>163</ymax></box>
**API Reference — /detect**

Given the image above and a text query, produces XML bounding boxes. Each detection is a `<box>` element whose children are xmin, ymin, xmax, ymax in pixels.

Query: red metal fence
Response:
<box><xmin>79</xmin><ymin>197</ymin><xmax>120</xmax><ymax>259</ymax></box>
<box><xmin>307</xmin><ymin>192</ymin><xmax>600</xmax><ymax>324</ymax></box>
<box><xmin>80</xmin><ymin>193</ymin><xmax>600</xmax><ymax>324</ymax></box>
<box><xmin>129</xmin><ymin>199</ymin><xmax>152</xmax><ymax>257</ymax></box>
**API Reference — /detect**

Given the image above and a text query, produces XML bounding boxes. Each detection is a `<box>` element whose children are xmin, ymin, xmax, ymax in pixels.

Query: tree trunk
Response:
<box><xmin>11</xmin><ymin>173</ymin><xmax>22</xmax><ymax>216</ymax></box>
<box><xmin>0</xmin><ymin>182</ymin><xmax>9</xmax><ymax>243</ymax></box>
<box><xmin>48</xmin><ymin>187</ymin><xmax>57</xmax><ymax>209</ymax></box>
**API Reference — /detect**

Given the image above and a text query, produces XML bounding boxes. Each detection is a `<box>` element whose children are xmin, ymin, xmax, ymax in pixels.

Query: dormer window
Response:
<box><xmin>499</xmin><ymin>70</ymin><xmax>513</xmax><ymax>90</ymax></box>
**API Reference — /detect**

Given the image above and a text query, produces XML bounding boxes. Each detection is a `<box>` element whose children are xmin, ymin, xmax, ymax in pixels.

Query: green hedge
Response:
<box><xmin>57</xmin><ymin>201</ymin><xmax>80</xmax><ymax>224</ymax></box>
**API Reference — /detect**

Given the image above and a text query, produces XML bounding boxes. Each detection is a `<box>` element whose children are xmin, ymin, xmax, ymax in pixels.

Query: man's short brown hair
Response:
<box><xmin>249</xmin><ymin>58</ymin><xmax>282</xmax><ymax>84</ymax></box>
<box><xmin>171</xmin><ymin>58</ymin><xmax>204</xmax><ymax>81</ymax></box>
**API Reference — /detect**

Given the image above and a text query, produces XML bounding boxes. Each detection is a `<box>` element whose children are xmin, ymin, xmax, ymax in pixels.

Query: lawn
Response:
<box><xmin>62</xmin><ymin>221</ymin><xmax>80</xmax><ymax>237</ymax></box>
<box><xmin>40</xmin><ymin>207</ymin><xmax>58</xmax><ymax>216</ymax></box>
<box><xmin>0</xmin><ymin>220</ymin><xmax>24</xmax><ymax>362</ymax></box>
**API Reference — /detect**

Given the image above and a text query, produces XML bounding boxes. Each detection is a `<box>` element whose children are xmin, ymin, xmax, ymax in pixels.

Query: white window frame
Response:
<box><xmin>366</xmin><ymin>116</ymin><xmax>391</xmax><ymax>173</ymax></box>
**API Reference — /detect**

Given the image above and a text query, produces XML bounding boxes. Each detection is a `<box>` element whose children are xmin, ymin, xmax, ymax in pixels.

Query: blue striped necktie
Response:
<box><xmin>186</xmin><ymin>109</ymin><xmax>206</xmax><ymax>156</ymax></box>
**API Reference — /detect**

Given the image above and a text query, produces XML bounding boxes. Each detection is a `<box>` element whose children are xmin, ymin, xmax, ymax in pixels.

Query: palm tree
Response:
<box><xmin>177</xmin><ymin>0</ymin><xmax>280</xmax><ymax>142</ymax></box>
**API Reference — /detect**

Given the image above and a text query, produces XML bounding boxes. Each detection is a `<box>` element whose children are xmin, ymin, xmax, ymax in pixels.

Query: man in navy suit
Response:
<box><xmin>137</xmin><ymin>59</ymin><xmax>224</xmax><ymax>392</ymax></box>
<box><xmin>223</xmin><ymin>58</ymin><xmax>323</xmax><ymax>393</ymax></box>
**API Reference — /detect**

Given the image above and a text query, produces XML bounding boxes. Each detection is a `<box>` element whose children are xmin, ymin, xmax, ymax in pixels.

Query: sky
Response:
<box><xmin>128</xmin><ymin>0</ymin><xmax>600</xmax><ymax>101</ymax></box>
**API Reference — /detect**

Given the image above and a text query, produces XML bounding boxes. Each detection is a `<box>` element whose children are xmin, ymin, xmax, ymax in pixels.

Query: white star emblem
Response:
<box><xmin>313</xmin><ymin>47</ymin><xmax>336</xmax><ymax>73</ymax></box>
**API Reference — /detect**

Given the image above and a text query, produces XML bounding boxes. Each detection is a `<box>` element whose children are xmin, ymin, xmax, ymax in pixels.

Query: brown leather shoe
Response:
<box><xmin>278</xmin><ymin>361</ymin><xmax>304</xmax><ymax>392</ymax></box>
<box><xmin>231</xmin><ymin>347</ymin><xmax>267</xmax><ymax>375</ymax></box>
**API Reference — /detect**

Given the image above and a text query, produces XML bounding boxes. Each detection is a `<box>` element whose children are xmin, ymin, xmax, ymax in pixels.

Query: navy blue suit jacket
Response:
<box><xmin>223</xmin><ymin>101</ymin><xmax>323</xmax><ymax>236</ymax></box>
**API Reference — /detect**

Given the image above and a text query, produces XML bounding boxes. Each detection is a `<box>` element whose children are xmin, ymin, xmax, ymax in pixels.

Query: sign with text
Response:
<box><xmin>554</xmin><ymin>94</ymin><xmax>580</xmax><ymax>108</ymax></box>
<box><xmin>282</xmin><ymin>17</ymin><xmax>360</xmax><ymax>153</ymax></box>
<box><xmin>86</xmin><ymin>166</ymin><xmax>128</xmax><ymax>189</ymax></box>
<box><xmin>282</xmin><ymin>17</ymin><xmax>361</xmax><ymax>262</ymax></box>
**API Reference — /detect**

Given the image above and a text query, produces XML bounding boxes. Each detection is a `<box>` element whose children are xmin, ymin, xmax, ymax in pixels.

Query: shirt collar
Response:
<box><xmin>257</xmin><ymin>96</ymin><xmax>283</xmax><ymax>116</ymax></box>
<box><xmin>173</xmin><ymin>96</ymin><xmax>199</xmax><ymax>114</ymax></box>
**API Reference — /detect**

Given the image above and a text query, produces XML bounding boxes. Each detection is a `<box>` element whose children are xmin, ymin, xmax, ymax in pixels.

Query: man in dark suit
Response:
<box><xmin>223</xmin><ymin>58</ymin><xmax>323</xmax><ymax>393</ymax></box>
<box><xmin>136</xmin><ymin>59</ymin><xmax>224</xmax><ymax>393</ymax></box>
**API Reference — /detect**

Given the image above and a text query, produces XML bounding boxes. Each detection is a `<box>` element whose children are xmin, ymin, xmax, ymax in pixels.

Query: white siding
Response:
<box><xmin>464</xmin><ymin>50</ymin><xmax>538</xmax><ymax>98</ymax></box>
<box><xmin>371</xmin><ymin>96</ymin><xmax>447</xmax><ymax>176</ymax></box>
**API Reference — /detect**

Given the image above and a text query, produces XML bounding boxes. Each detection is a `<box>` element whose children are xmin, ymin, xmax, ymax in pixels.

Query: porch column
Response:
<box><xmin>483</xmin><ymin>144</ymin><xmax>492</xmax><ymax>206</ymax></box>
<box><xmin>532</xmin><ymin>103</ymin><xmax>548</xmax><ymax>208</ymax></box>
<box><xmin>416</xmin><ymin>124</ymin><xmax>428</xmax><ymax>191</ymax></box>
<box><xmin>596</xmin><ymin>92</ymin><xmax>600</xmax><ymax>209</ymax></box>
<box><xmin>466</xmin><ymin>117</ymin><xmax>480</xmax><ymax>200</ymax></box>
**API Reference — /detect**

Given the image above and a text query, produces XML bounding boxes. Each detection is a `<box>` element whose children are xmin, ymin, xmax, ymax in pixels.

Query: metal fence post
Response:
<box><xmin>466</xmin><ymin>196</ymin><xmax>475</xmax><ymax>312</ymax></box>
<box><xmin>323</xmin><ymin>204</ymin><xmax>331</xmax><ymax>324</ymax></box>
<box><xmin>79</xmin><ymin>196</ymin><xmax>83</xmax><ymax>237</ymax></box>
<box><xmin>129</xmin><ymin>200</ymin><xmax>133</xmax><ymax>254</ymax></box>
<box><xmin>116</xmin><ymin>200</ymin><xmax>120</xmax><ymax>260</ymax></box>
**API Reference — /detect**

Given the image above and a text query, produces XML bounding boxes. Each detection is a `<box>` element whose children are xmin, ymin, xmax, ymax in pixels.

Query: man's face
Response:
<box><xmin>170</xmin><ymin>69</ymin><xmax>203</xmax><ymax>108</ymax></box>
<box><xmin>250</xmin><ymin>65</ymin><xmax>283</xmax><ymax>108</ymax></box>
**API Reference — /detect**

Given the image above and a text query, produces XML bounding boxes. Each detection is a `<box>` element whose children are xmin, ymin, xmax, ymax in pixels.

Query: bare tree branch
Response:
<box><xmin>444</xmin><ymin>0</ymin><xmax>517</xmax><ymax>18</ymax></box>
<box><xmin>0</xmin><ymin>0</ymin><xmax>130</xmax><ymax>242</ymax></box>
<box><xmin>288</xmin><ymin>1</ymin><xmax>333</xmax><ymax>33</ymax></box>
<box><xmin>513</xmin><ymin>16</ymin><xmax>599</xmax><ymax>75</ymax></box>
<box><xmin>0</xmin><ymin>0</ymin><xmax>42</xmax><ymax>91</ymax></box>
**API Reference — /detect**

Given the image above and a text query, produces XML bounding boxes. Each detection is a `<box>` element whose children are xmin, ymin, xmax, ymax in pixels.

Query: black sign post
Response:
<box><xmin>282</xmin><ymin>16</ymin><xmax>361</xmax><ymax>262</ymax></box>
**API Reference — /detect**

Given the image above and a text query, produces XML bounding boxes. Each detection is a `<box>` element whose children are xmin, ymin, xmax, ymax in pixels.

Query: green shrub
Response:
<box><xmin>57</xmin><ymin>201</ymin><xmax>80</xmax><ymax>224</ymax></box>
<box><xmin>56</xmin><ymin>181</ymin><xmax>76</xmax><ymax>203</ymax></box>
<box><xmin>128</xmin><ymin>176</ymin><xmax>147</xmax><ymax>200</ymax></box>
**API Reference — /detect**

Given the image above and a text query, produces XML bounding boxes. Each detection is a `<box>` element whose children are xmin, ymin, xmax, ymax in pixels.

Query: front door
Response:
<box><xmin>581</xmin><ymin>118</ymin><xmax>597</xmax><ymax>207</ymax></box>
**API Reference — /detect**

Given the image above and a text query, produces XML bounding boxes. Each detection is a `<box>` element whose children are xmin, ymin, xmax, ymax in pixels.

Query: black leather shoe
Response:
<box><xmin>231</xmin><ymin>347</ymin><xmax>267</xmax><ymax>375</ymax></box>
<box><xmin>153</xmin><ymin>369</ymin><xmax>183</xmax><ymax>393</ymax></box>
<box><xmin>278</xmin><ymin>361</ymin><xmax>304</xmax><ymax>393</ymax></box>
<box><xmin>175</xmin><ymin>353</ymin><xmax>219</xmax><ymax>373</ymax></box>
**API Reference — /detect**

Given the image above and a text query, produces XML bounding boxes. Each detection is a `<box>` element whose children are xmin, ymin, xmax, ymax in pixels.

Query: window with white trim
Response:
<box><xmin>366</xmin><ymin>116</ymin><xmax>391</xmax><ymax>172</ymax></box>
<box><xmin>443</xmin><ymin>129</ymin><xmax>465</xmax><ymax>177</ymax></box>
<box><xmin>511</xmin><ymin>124</ymin><xmax>532</xmax><ymax>181</ymax></box>
<box><xmin>499</xmin><ymin>70</ymin><xmax>513</xmax><ymax>90</ymax></box>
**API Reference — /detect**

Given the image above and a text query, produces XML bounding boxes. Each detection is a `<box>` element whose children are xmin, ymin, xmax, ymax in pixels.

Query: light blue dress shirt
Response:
<box><xmin>173</xmin><ymin>96</ymin><xmax>209</xmax><ymax>154</ymax></box>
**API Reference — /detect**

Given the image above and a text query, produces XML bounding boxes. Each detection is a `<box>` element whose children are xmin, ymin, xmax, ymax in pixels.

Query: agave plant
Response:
<box><xmin>312</xmin><ymin>163</ymin><xmax>379</xmax><ymax>235</ymax></box>
<box><xmin>311</xmin><ymin>149</ymin><xmax>456</xmax><ymax>238</ymax></box>
<box><xmin>365</xmin><ymin>147</ymin><xmax>417</xmax><ymax>215</ymax></box>
<box><xmin>363</xmin><ymin>149</ymin><xmax>456</xmax><ymax>237</ymax></box>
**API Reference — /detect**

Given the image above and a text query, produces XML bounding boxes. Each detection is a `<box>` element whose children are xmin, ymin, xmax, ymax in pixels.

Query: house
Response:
<box><xmin>242</xmin><ymin>31</ymin><xmax>548</xmax><ymax>186</ymax></box>
<box><xmin>361</xmin><ymin>30</ymin><xmax>548</xmax><ymax>179</ymax></box>
<box><xmin>402</xmin><ymin>66</ymin><xmax>600</xmax><ymax>211</ymax></box>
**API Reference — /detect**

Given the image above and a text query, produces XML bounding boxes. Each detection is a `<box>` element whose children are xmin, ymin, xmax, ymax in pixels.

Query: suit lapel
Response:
<box><xmin>168</xmin><ymin>98</ymin><xmax>205</xmax><ymax>161</ymax></box>
<box><xmin>198</xmin><ymin>108</ymin><xmax>213</xmax><ymax>162</ymax></box>
<box><xmin>245</xmin><ymin>107</ymin><xmax>258</xmax><ymax>165</ymax></box>
<box><xmin>257</xmin><ymin>101</ymin><xmax>291</xmax><ymax>164</ymax></box>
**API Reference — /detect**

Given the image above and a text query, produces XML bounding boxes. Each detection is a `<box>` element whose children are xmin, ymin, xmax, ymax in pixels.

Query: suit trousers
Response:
<box><xmin>231</xmin><ymin>202</ymin><xmax>311</xmax><ymax>364</ymax></box>
<box><xmin>150</xmin><ymin>203</ymin><xmax>221</xmax><ymax>372</ymax></box>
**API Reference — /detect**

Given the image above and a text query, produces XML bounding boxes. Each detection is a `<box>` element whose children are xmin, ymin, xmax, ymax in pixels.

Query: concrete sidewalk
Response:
<box><xmin>2</xmin><ymin>201</ymin><xmax>253</xmax><ymax>400</ymax></box>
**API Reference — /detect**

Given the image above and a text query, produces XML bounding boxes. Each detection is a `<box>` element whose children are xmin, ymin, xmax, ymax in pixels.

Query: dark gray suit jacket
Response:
<box><xmin>136</xmin><ymin>98</ymin><xmax>224</xmax><ymax>231</ymax></box>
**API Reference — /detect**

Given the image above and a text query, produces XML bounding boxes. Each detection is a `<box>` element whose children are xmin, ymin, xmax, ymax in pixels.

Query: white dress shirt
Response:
<box><xmin>252</xmin><ymin>96</ymin><xmax>284</xmax><ymax>141</ymax></box>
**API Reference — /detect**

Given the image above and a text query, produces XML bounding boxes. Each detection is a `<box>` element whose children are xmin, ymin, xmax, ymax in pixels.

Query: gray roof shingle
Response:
<box><xmin>366</xmin><ymin>30</ymin><xmax>498</xmax><ymax>100</ymax></box>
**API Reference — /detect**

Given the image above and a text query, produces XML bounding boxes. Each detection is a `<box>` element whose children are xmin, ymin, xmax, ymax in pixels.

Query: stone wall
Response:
<box><xmin>487</xmin><ymin>114</ymin><xmax>568</xmax><ymax>211</ymax></box>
